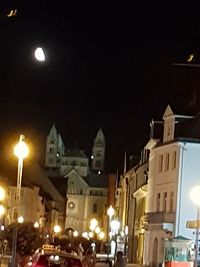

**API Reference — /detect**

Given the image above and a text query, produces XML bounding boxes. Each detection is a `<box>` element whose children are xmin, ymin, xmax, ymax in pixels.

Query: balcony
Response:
<box><xmin>144</xmin><ymin>211</ymin><xmax>175</xmax><ymax>224</ymax></box>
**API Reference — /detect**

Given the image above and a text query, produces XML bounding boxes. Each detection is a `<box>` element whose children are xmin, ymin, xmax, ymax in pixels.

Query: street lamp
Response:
<box><xmin>107</xmin><ymin>206</ymin><xmax>115</xmax><ymax>240</ymax></box>
<box><xmin>89</xmin><ymin>218</ymin><xmax>98</xmax><ymax>231</ymax></box>
<box><xmin>190</xmin><ymin>186</ymin><xmax>200</xmax><ymax>267</ymax></box>
<box><xmin>53</xmin><ymin>224</ymin><xmax>61</xmax><ymax>244</ymax></box>
<box><xmin>34</xmin><ymin>221</ymin><xmax>39</xmax><ymax>228</ymax></box>
<box><xmin>11</xmin><ymin>135</ymin><xmax>29</xmax><ymax>267</ymax></box>
<box><xmin>110</xmin><ymin>220</ymin><xmax>120</xmax><ymax>257</ymax></box>
<box><xmin>14</xmin><ymin>134</ymin><xmax>29</xmax><ymax>201</ymax></box>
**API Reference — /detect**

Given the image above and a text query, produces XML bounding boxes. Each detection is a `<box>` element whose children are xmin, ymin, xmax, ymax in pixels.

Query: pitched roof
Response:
<box><xmin>0</xmin><ymin>148</ymin><xmax>64</xmax><ymax>202</ymax></box>
<box><xmin>65</xmin><ymin>148</ymin><xmax>87</xmax><ymax>158</ymax></box>
<box><xmin>49</xmin><ymin>177</ymin><xmax>68</xmax><ymax>197</ymax></box>
<box><xmin>84</xmin><ymin>172</ymin><xmax>108</xmax><ymax>188</ymax></box>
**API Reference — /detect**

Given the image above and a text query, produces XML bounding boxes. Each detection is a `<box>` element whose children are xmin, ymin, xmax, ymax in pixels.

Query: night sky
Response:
<box><xmin>1</xmin><ymin>2</ymin><xmax>200</xmax><ymax>172</ymax></box>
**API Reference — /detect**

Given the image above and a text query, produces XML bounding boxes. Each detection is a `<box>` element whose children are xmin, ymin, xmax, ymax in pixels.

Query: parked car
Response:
<box><xmin>25</xmin><ymin>245</ymin><xmax>82</xmax><ymax>267</ymax></box>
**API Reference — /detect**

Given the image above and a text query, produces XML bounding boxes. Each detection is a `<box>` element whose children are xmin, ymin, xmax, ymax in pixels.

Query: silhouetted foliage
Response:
<box><xmin>2</xmin><ymin>222</ymin><xmax>46</xmax><ymax>256</ymax></box>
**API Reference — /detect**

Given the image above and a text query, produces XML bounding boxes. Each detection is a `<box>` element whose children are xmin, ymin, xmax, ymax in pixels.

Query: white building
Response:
<box><xmin>144</xmin><ymin>105</ymin><xmax>200</xmax><ymax>266</ymax></box>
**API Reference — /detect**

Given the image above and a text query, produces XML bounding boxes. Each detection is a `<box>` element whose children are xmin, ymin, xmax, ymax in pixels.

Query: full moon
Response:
<box><xmin>34</xmin><ymin>47</ymin><xmax>45</xmax><ymax>62</ymax></box>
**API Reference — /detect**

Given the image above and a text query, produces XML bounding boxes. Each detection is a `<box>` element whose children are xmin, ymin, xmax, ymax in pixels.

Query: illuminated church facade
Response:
<box><xmin>44</xmin><ymin>125</ymin><xmax>109</xmax><ymax>234</ymax></box>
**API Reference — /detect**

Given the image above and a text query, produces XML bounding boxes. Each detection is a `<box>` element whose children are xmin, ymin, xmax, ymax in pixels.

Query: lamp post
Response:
<box><xmin>11</xmin><ymin>135</ymin><xmax>29</xmax><ymax>267</ymax></box>
<box><xmin>110</xmin><ymin>220</ymin><xmax>120</xmax><ymax>257</ymax></box>
<box><xmin>53</xmin><ymin>224</ymin><xmax>61</xmax><ymax>244</ymax></box>
<box><xmin>0</xmin><ymin>187</ymin><xmax>5</xmax><ymax>267</ymax></box>
<box><xmin>190</xmin><ymin>186</ymin><xmax>200</xmax><ymax>267</ymax></box>
<box><xmin>13</xmin><ymin>134</ymin><xmax>29</xmax><ymax>201</ymax></box>
<box><xmin>107</xmin><ymin>206</ymin><xmax>115</xmax><ymax>240</ymax></box>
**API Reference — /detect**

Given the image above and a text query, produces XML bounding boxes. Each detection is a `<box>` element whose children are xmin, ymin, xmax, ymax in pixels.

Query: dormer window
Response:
<box><xmin>167</xmin><ymin>125</ymin><xmax>170</xmax><ymax>136</ymax></box>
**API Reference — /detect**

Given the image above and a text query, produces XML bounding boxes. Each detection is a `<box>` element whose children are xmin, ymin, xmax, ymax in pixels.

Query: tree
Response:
<box><xmin>2</xmin><ymin>222</ymin><xmax>46</xmax><ymax>256</ymax></box>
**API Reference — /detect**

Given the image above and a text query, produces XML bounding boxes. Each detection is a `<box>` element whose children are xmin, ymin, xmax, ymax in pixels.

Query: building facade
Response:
<box><xmin>144</xmin><ymin>105</ymin><xmax>200</xmax><ymax>266</ymax></box>
<box><xmin>45</xmin><ymin>125</ymin><xmax>110</xmax><ymax>234</ymax></box>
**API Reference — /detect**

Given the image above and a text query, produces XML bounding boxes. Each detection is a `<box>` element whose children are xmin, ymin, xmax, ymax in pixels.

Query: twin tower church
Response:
<box><xmin>44</xmin><ymin>124</ymin><xmax>109</xmax><ymax>233</ymax></box>
<box><xmin>45</xmin><ymin>124</ymin><xmax>106</xmax><ymax>176</ymax></box>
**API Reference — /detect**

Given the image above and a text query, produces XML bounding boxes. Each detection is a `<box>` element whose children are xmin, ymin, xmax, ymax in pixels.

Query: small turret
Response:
<box><xmin>91</xmin><ymin>128</ymin><xmax>106</xmax><ymax>172</ymax></box>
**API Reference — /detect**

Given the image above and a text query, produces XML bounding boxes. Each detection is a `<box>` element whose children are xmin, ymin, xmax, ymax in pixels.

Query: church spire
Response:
<box><xmin>91</xmin><ymin>128</ymin><xmax>106</xmax><ymax>172</ymax></box>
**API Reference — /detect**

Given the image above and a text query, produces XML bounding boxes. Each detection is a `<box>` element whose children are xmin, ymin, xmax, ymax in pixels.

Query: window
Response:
<box><xmin>172</xmin><ymin>151</ymin><xmax>176</xmax><ymax>169</ymax></box>
<box><xmin>13</xmin><ymin>209</ymin><xmax>18</xmax><ymax>221</ymax></box>
<box><xmin>95</xmin><ymin>160</ymin><xmax>101</xmax><ymax>167</ymax></box>
<box><xmin>49</xmin><ymin>147</ymin><xmax>54</xmax><ymax>153</ymax></box>
<box><xmin>80</xmin><ymin>189</ymin><xmax>83</xmax><ymax>195</ymax></box>
<box><xmin>167</xmin><ymin>125</ymin><xmax>171</xmax><ymax>136</ymax></box>
<box><xmin>170</xmin><ymin>192</ymin><xmax>174</xmax><ymax>212</ymax></box>
<box><xmin>159</xmin><ymin>155</ymin><xmax>163</xmax><ymax>172</ymax></box>
<box><xmin>165</xmin><ymin>153</ymin><xmax>170</xmax><ymax>171</ymax></box>
<box><xmin>49</xmin><ymin>158</ymin><xmax>54</xmax><ymax>163</ymax></box>
<box><xmin>93</xmin><ymin>203</ymin><xmax>97</xmax><ymax>213</ymax></box>
<box><xmin>97</xmin><ymin>151</ymin><xmax>101</xmax><ymax>157</ymax></box>
<box><xmin>163</xmin><ymin>192</ymin><xmax>167</xmax><ymax>212</ymax></box>
<box><xmin>156</xmin><ymin>193</ymin><xmax>161</xmax><ymax>212</ymax></box>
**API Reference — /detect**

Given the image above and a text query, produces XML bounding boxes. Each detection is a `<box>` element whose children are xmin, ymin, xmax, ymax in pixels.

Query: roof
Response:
<box><xmin>65</xmin><ymin>148</ymin><xmax>87</xmax><ymax>158</ymax></box>
<box><xmin>84</xmin><ymin>172</ymin><xmax>108</xmax><ymax>188</ymax></box>
<box><xmin>94</xmin><ymin>128</ymin><xmax>105</xmax><ymax>145</ymax></box>
<box><xmin>0</xmin><ymin>147</ymin><xmax>64</xmax><ymax>202</ymax></box>
<box><xmin>49</xmin><ymin>177</ymin><xmax>68</xmax><ymax>197</ymax></box>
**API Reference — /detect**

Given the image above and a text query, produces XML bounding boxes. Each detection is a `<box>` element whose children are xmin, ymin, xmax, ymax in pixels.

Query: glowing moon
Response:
<box><xmin>34</xmin><ymin>47</ymin><xmax>45</xmax><ymax>62</ymax></box>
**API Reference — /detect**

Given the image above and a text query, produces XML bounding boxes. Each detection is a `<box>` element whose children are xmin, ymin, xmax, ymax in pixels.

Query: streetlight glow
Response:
<box><xmin>73</xmin><ymin>230</ymin><xmax>78</xmax><ymax>237</ymax></box>
<box><xmin>107</xmin><ymin>205</ymin><xmax>115</xmax><ymax>217</ymax></box>
<box><xmin>14</xmin><ymin>135</ymin><xmax>29</xmax><ymax>160</ymax></box>
<box><xmin>99</xmin><ymin>231</ymin><xmax>105</xmax><ymax>240</ymax></box>
<box><xmin>18</xmin><ymin>216</ymin><xmax>24</xmax><ymax>223</ymax></box>
<box><xmin>14</xmin><ymin>135</ymin><xmax>29</xmax><ymax>201</ymax></box>
<box><xmin>0</xmin><ymin>205</ymin><xmax>5</xmax><ymax>216</ymax></box>
<box><xmin>90</xmin><ymin>218</ymin><xmax>98</xmax><ymax>231</ymax></box>
<box><xmin>53</xmin><ymin>225</ymin><xmax>61</xmax><ymax>234</ymax></box>
<box><xmin>34</xmin><ymin>221</ymin><xmax>39</xmax><ymax>228</ymax></box>
<box><xmin>0</xmin><ymin>187</ymin><xmax>5</xmax><ymax>201</ymax></box>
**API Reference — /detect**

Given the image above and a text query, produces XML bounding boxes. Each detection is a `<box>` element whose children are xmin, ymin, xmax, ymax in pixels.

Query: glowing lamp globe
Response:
<box><xmin>53</xmin><ymin>225</ymin><xmax>61</xmax><ymax>233</ymax></box>
<box><xmin>14</xmin><ymin>135</ymin><xmax>29</xmax><ymax>160</ymax></box>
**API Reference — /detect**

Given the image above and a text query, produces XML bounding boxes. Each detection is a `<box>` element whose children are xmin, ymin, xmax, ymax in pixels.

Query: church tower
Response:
<box><xmin>91</xmin><ymin>128</ymin><xmax>105</xmax><ymax>172</ymax></box>
<box><xmin>45</xmin><ymin>124</ymin><xmax>65</xmax><ymax>168</ymax></box>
